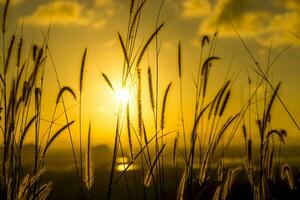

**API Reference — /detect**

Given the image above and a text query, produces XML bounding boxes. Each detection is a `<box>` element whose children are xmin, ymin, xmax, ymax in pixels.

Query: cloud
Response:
<box><xmin>285</xmin><ymin>0</ymin><xmax>300</xmax><ymax>10</ymax></box>
<box><xmin>181</xmin><ymin>0</ymin><xmax>212</xmax><ymax>18</ymax></box>
<box><xmin>180</xmin><ymin>0</ymin><xmax>300</xmax><ymax>46</ymax></box>
<box><xmin>23</xmin><ymin>0</ymin><xmax>114</xmax><ymax>29</ymax></box>
<box><xmin>23</xmin><ymin>1</ymin><xmax>88</xmax><ymax>26</ymax></box>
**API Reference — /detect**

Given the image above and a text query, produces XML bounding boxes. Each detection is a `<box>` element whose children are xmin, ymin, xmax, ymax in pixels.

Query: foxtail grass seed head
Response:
<box><xmin>79</xmin><ymin>48</ymin><xmax>87</xmax><ymax>93</ymax></box>
<box><xmin>137</xmin><ymin>68</ymin><xmax>143</xmax><ymax>136</ymax></box>
<box><xmin>201</xmin><ymin>56</ymin><xmax>220</xmax><ymax>76</ymax></box>
<box><xmin>5</xmin><ymin>34</ymin><xmax>15</xmax><ymax>75</ymax></box>
<box><xmin>222</xmin><ymin>167</ymin><xmax>241</xmax><ymax>199</ymax></box>
<box><xmin>217</xmin><ymin>159</ymin><xmax>224</xmax><ymax>182</ymax></box>
<box><xmin>130</xmin><ymin>0</ymin><xmax>135</xmax><ymax>14</ymax></box>
<box><xmin>147</xmin><ymin>66</ymin><xmax>155</xmax><ymax>111</ymax></box>
<box><xmin>126</xmin><ymin>103</ymin><xmax>134</xmax><ymax>159</ymax></box>
<box><xmin>56</xmin><ymin>86</ymin><xmax>76</xmax><ymax>104</ymax></box>
<box><xmin>263</xmin><ymin>82</ymin><xmax>281</xmax><ymax>131</ymax></box>
<box><xmin>201</xmin><ymin>35</ymin><xmax>209</xmax><ymax>47</ymax></box>
<box><xmin>266</xmin><ymin>129</ymin><xmax>287</xmax><ymax>144</ymax></box>
<box><xmin>85</xmin><ymin>122</ymin><xmax>94</xmax><ymax>190</ymax></box>
<box><xmin>32</xmin><ymin>44</ymin><xmax>38</xmax><ymax>61</ymax></box>
<box><xmin>214</xmin><ymin>81</ymin><xmax>230</xmax><ymax>116</ymax></box>
<box><xmin>102</xmin><ymin>73</ymin><xmax>114</xmax><ymax>92</ymax></box>
<box><xmin>128</xmin><ymin>1</ymin><xmax>146</xmax><ymax>43</ymax></box>
<box><xmin>2</xmin><ymin>0</ymin><xmax>10</xmax><ymax>34</ymax></box>
<box><xmin>161</xmin><ymin>82</ymin><xmax>172</xmax><ymax>130</ymax></box>
<box><xmin>178</xmin><ymin>41</ymin><xmax>182</xmax><ymax>78</ymax></box>
<box><xmin>242</xmin><ymin>124</ymin><xmax>247</xmax><ymax>140</ymax></box>
<box><xmin>219</xmin><ymin>90</ymin><xmax>231</xmax><ymax>116</ymax></box>
<box><xmin>281</xmin><ymin>164</ymin><xmax>294</xmax><ymax>191</ymax></box>
<box><xmin>213</xmin><ymin>186</ymin><xmax>221</xmax><ymax>200</ymax></box>
<box><xmin>118</xmin><ymin>32</ymin><xmax>130</xmax><ymax>68</ymax></box>
<box><xmin>17</xmin><ymin>37</ymin><xmax>23</xmax><ymax>68</ymax></box>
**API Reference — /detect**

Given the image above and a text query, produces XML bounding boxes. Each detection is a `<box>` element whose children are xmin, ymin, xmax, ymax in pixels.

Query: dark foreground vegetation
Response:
<box><xmin>1</xmin><ymin>0</ymin><xmax>300</xmax><ymax>199</ymax></box>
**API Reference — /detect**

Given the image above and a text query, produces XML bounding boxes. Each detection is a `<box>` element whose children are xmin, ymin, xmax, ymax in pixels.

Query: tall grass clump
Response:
<box><xmin>242</xmin><ymin>78</ymin><xmax>293</xmax><ymax>199</ymax></box>
<box><xmin>0</xmin><ymin>2</ymin><xmax>79</xmax><ymax>199</ymax></box>
<box><xmin>227</xmin><ymin>18</ymin><xmax>299</xmax><ymax>199</ymax></box>
<box><xmin>103</xmin><ymin>1</ymin><xmax>172</xmax><ymax>199</ymax></box>
<box><xmin>101</xmin><ymin>1</ymin><xmax>299</xmax><ymax>200</ymax></box>
<box><xmin>172</xmin><ymin>32</ymin><xmax>244</xmax><ymax>199</ymax></box>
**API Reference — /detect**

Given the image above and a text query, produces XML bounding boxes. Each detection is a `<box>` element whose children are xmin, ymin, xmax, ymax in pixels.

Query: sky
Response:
<box><xmin>1</xmin><ymin>0</ymin><xmax>300</xmax><ymax>147</ymax></box>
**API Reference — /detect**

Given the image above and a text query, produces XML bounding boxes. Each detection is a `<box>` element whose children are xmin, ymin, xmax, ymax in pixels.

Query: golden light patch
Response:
<box><xmin>116</xmin><ymin>87</ymin><xmax>131</xmax><ymax>105</ymax></box>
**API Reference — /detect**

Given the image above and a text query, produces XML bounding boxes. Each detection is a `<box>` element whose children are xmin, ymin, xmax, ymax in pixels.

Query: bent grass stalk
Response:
<box><xmin>79</xmin><ymin>48</ymin><xmax>87</xmax><ymax>187</ymax></box>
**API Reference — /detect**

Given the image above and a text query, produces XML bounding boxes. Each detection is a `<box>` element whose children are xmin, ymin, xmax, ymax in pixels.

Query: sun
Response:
<box><xmin>116</xmin><ymin>87</ymin><xmax>131</xmax><ymax>105</ymax></box>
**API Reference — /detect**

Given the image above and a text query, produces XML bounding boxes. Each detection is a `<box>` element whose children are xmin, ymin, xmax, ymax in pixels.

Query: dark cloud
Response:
<box><xmin>23</xmin><ymin>0</ymin><xmax>114</xmax><ymax>29</ymax></box>
<box><xmin>180</xmin><ymin>0</ymin><xmax>300</xmax><ymax>46</ymax></box>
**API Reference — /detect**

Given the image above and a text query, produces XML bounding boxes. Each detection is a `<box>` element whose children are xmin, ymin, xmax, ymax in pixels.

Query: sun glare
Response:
<box><xmin>116</xmin><ymin>88</ymin><xmax>131</xmax><ymax>104</ymax></box>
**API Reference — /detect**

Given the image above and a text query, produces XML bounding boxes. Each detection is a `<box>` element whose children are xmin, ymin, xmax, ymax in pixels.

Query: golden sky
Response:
<box><xmin>2</xmin><ymin>0</ymin><xmax>300</xmax><ymax>147</ymax></box>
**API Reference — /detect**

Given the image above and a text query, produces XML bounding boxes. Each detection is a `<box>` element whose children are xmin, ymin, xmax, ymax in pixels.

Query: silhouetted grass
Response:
<box><xmin>1</xmin><ymin>1</ymin><xmax>299</xmax><ymax>200</ymax></box>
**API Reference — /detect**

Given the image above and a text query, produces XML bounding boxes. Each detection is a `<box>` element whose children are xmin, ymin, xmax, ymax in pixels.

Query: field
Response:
<box><xmin>1</xmin><ymin>0</ymin><xmax>300</xmax><ymax>199</ymax></box>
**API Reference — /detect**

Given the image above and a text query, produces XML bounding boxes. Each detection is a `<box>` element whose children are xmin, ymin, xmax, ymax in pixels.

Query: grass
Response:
<box><xmin>1</xmin><ymin>0</ymin><xmax>299</xmax><ymax>199</ymax></box>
